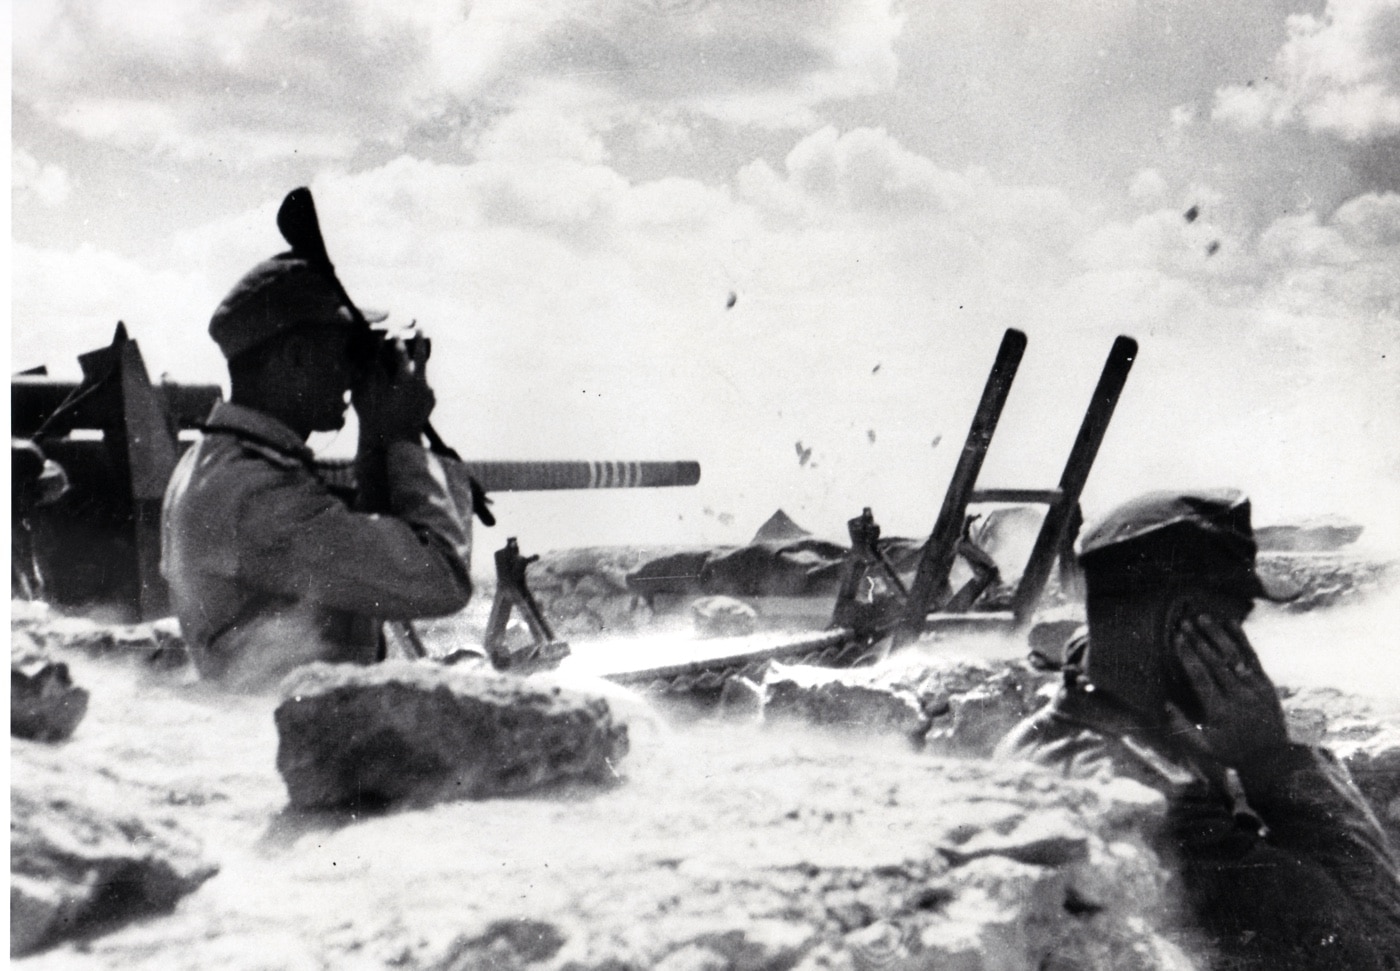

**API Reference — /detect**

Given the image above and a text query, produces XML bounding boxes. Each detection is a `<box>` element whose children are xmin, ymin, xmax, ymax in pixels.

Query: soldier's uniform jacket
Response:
<box><xmin>161</xmin><ymin>401</ymin><xmax>473</xmax><ymax>691</ymax></box>
<box><xmin>997</xmin><ymin>636</ymin><xmax>1400</xmax><ymax>970</ymax></box>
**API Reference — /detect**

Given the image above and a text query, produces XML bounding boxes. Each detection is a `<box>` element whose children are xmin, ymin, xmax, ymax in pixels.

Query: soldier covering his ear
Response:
<box><xmin>998</xmin><ymin>489</ymin><xmax>1400</xmax><ymax>969</ymax></box>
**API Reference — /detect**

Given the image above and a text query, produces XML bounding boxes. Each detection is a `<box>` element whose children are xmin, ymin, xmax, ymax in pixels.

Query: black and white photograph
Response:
<box><xmin>10</xmin><ymin>0</ymin><xmax>1400</xmax><ymax>967</ymax></box>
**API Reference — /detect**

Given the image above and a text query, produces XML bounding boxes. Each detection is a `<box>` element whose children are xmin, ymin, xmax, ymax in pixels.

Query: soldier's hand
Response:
<box><xmin>353</xmin><ymin>336</ymin><xmax>436</xmax><ymax>446</ymax></box>
<box><xmin>1165</xmin><ymin>613</ymin><xmax>1289</xmax><ymax>767</ymax></box>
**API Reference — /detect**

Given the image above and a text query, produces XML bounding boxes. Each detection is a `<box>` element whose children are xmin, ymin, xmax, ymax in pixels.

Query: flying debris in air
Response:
<box><xmin>1184</xmin><ymin>205</ymin><xmax>1200</xmax><ymax>223</ymax></box>
<box><xmin>930</xmin><ymin>434</ymin><xmax>942</xmax><ymax>449</ymax></box>
<box><xmin>867</xmin><ymin>429</ymin><xmax>877</xmax><ymax>444</ymax></box>
<box><xmin>872</xmin><ymin>363</ymin><xmax>881</xmax><ymax>374</ymax></box>
<box><xmin>795</xmin><ymin>441</ymin><xmax>813</xmax><ymax>467</ymax></box>
<box><xmin>726</xmin><ymin>292</ymin><xmax>737</xmax><ymax>309</ymax></box>
<box><xmin>1206</xmin><ymin>240</ymin><xmax>1221</xmax><ymax>257</ymax></box>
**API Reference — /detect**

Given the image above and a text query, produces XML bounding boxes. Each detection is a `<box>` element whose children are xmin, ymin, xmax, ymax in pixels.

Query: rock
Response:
<box><xmin>1090</xmin><ymin>778</ymin><xmax>1169</xmax><ymax>829</ymax></box>
<box><xmin>914</xmin><ymin>850</ymin><xmax>1196</xmax><ymax>971</ymax></box>
<box><xmin>718</xmin><ymin>676</ymin><xmax>765</xmax><ymax>721</ymax></box>
<box><xmin>274</xmin><ymin>661</ymin><xmax>630</xmax><ymax>809</ymax></box>
<box><xmin>940</xmin><ymin>812</ymin><xmax>1091</xmax><ymax>868</ymax></box>
<box><xmin>653</xmin><ymin>942</ymin><xmax>733</xmax><ymax>971</ymax></box>
<box><xmin>10</xmin><ymin>743</ymin><xmax>218</xmax><ymax>957</ymax></box>
<box><xmin>595</xmin><ymin>593</ymin><xmax>653</xmax><ymax>634</ymax></box>
<box><xmin>691</xmin><ymin>596</ymin><xmax>758</xmax><ymax>638</ymax></box>
<box><xmin>574</xmin><ymin>573</ymin><xmax>621</xmax><ymax>601</ymax></box>
<box><xmin>1257</xmin><ymin>553</ymin><xmax>1399</xmax><ymax>611</ymax></box>
<box><xmin>11</xmin><ymin>633</ymin><xmax>89</xmax><ymax>742</ymax></box>
<box><xmin>844</xmin><ymin>920</ymin><xmax>911</xmax><ymax>969</ymax></box>
<box><xmin>762</xmin><ymin>662</ymin><xmax>929</xmax><ymax>739</ymax></box>
<box><xmin>536</xmin><ymin>546</ymin><xmax>678</xmax><ymax>590</ymax></box>
<box><xmin>17</xmin><ymin>613</ymin><xmax>190</xmax><ymax>672</ymax></box>
<box><xmin>658</xmin><ymin>923</ymin><xmax>818</xmax><ymax>971</ymax></box>
<box><xmin>931</xmin><ymin>683</ymin><xmax>1038</xmax><ymax>757</ymax></box>
<box><xmin>745</xmin><ymin>657</ymin><xmax>1056</xmax><ymax>751</ymax></box>
<box><xmin>918</xmin><ymin>857</ymin><xmax>1068</xmax><ymax>971</ymax></box>
<box><xmin>529</xmin><ymin>547</ymin><xmax>702</xmax><ymax>635</ymax></box>
<box><xmin>906</xmin><ymin>659</ymin><xmax>1054</xmax><ymax>757</ymax></box>
<box><xmin>434</xmin><ymin>918</ymin><xmax>569</xmax><ymax>969</ymax></box>
<box><xmin>1255</xmin><ymin>517</ymin><xmax>1363</xmax><ymax>552</ymax></box>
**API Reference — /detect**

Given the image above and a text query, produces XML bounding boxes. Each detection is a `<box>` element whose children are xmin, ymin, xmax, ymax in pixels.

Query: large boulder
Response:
<box><xmin>11</xmin><ymin>742</ymin><xmax>218</xmax><ymax>957</ymax></box>
<box><xmin>917</xmin><ymin>660</ymin><xmax>1058</xmax><ymax>757</ymax></box>
<box><xmin>1257</xmin><ymin>553</ymin><xmax>1399</xmax><ymax>611</ymax></box>
<box><xmin>12</xmin><ymin>631</ymin><xmax>89</xmax><ymax>742</ymax></box>
<box><xmin>524</xmin><ymin>546</ymin><xmax>700</xmax><ymax>636</ymax></box>
<box><xmin>750</xmin><ymin>655</ymin><xmax>1057</xmax><ymax>756</ymax></box>
<box><xmin>762</xmin><ymin>660</ymin><xmax>930</xmax><ymax>740</ymax></box>
<box><xmin>274</xmin><ymin>661</ymin><xmax>630</xmax><ymax>809</ymax></box>
<box><xmin>691</xmin><ymin>595</ymin><xmax>759</xmax><ymax>638</ymax></box>
<box><xmin>1256</xmin><ymin>517</ymin><xmax>1364</xmax><ymax>552</ymax></box>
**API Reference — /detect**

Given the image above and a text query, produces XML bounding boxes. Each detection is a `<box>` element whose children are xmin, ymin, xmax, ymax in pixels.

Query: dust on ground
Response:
<box><xmin>13</xmin><ymin>582</ymin><xmax>1400</xmax><ymax>970</ymax></box>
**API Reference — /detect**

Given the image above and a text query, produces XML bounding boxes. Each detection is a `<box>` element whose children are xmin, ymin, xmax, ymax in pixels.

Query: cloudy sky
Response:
<box><xmin>12</xmin><ymin>0</ymin><xmax>1400</xmax><ymax>564</ymax></box>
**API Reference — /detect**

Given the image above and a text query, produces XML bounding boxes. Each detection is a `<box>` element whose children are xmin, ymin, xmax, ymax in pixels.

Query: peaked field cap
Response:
<box><xmin>208</xmin><ymin>252</ymin><xmax>387</xmax><ymax>359</ymax></box>
<box><xmin>1080</xmin><ymin>488</ymin><xmax>1254</xmax><ymax>558</ymax></box>
<box><xmin>1078</xmin><ymin>488</ymin><xmax>1297</xmax><ymax>601</ymax></box>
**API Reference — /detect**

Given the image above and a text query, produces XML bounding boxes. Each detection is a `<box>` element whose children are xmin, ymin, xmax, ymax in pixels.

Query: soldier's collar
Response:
<box><xmin>200</xmin><ymin>401</ymin><xmax>315</xmax><ymax>465</ymax></box>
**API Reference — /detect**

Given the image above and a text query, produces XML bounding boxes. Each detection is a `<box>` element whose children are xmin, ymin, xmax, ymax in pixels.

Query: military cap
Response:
<box><xmin>208</xmin><ymin>253</ymin><xmax>385</xmax><ymax>360</ymax></box>
<box><xmin>1077</xmin><ymin>489</ymin><xmax>1294</xmax><ymax>601</ymax></box>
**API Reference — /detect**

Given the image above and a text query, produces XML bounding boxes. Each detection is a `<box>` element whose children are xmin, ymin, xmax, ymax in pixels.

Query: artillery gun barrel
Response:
<box><xmin>316</xmin><ymin>458</ymin><xmax>700</xmax><ymax>493</ymax></box>
<box><xmin>460</xmin><ymin>460</ymin><xmax>701</xmax><ymax>492</ymax></box>
<box><xmin>14</xmin><ymin>376</ymin><xmax>701</xmax><ymax>493</ymax></box>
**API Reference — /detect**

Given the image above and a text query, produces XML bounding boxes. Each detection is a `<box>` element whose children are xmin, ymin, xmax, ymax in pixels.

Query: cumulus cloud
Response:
<box><xmin>14</xmin><ymin>0</ymin><xmax>439</xmax><ymax>163</ymax></box>
<box><xmin>1333</xmin><ymin>190</ymin><xmax>1400</xmax><ymax>245</ymax></box>
<box><xmin>13</xmin><ymin>119</ymin><xmax>1400</xmax><ymax>551</ymax></box>
<box><xmin>52</xmin><ymin>98</ymin><xmax>359</xmax><ymax>164</ymax></box>
<box><xmin>13</xmin><ymin>0</ymin><xmax>901</xmax><ymax>164</ymax></box>
<box><xmin>1128</xmin><ymin>169</ymin><xmax>1169</xmax><ymax>204</ymax></box>
<box><xmin>449</xmin><ymin>0</ymin><xmax>902</xmax><ymax>126</ymax></box>
<box><xmin>1254</xmin><ymin>193</ymin><xmax>1400</xmax><ymax>317</ymax></box>
<box><xmin>11</xmin><ymin>242</ymin><xmax>225</xmax><ymax>382</ymax></box>
<box><xmin>1213</xmin><ymin>0</ymin><xmax>1400</xmax><ymax>140</ymax></box>
<box><xmin>12</xmin><ymin>148</ymin><xmax>72</xmax><ymax>206</ymax></box>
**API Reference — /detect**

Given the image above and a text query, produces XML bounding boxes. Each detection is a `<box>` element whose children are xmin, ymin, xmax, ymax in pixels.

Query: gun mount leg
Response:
<box><xmin>1010</xmin><ymin>336</ymin><xmax>1137</xmax><ymax>627</ymax></box>
<box><xmin>484</xmin><ymin>538</ymin><xmax>571</xmax><ymax>674</ymax></box>
<box><xmin>897</xmin><ymin>329</ymin><xmax>1027</xmax><ymax>646</ymax></box>
<box><xmin>830</xmin><ymin>507</ymin><xmax>909</xmax><ymax>638</ymax></box>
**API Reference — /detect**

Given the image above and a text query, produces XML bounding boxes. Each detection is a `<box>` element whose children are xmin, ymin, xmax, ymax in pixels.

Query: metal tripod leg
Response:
<box><xmin>483</xmin><ymin>538</ymin><xmax>571</xmax><ymax>673</ymax></box>
<box><xmin>830</xmin><ymin>507</ymin><xmax>910</xmax><ymax>637</ymax></box>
